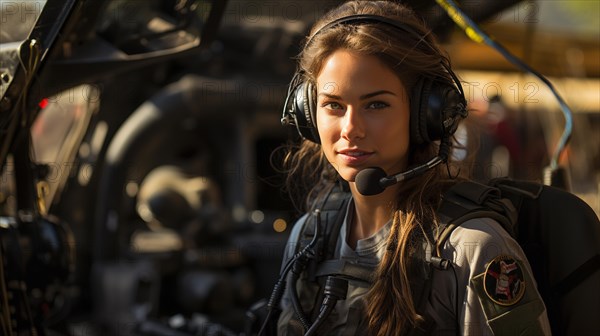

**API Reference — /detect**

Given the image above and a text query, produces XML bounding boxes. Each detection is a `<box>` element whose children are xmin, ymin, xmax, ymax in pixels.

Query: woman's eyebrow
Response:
<box><xmin>317</xmin><ymin>90</ymin><xmax>397</xmax><ymax>100</ymax></box>
<box><xmin>317</xmin><ymin>92</ymin><xmax>342</xmax><ymax>100</ymax></box>
<box><xmin>360</xmin><ymin>90</ymin><xmax>396</xmax><ymax>99</ymax></box>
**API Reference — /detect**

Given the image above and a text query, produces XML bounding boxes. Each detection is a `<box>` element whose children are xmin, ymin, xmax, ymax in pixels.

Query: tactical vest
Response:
<box><xmin>283</xmin><ymin>177</ymin><xmax>600</xmax><ymax>335</ymax></box>
<box><xmin>286</xmin><ymin>184</ymin><xmax>435</xmax><ymax>335</ymax></box>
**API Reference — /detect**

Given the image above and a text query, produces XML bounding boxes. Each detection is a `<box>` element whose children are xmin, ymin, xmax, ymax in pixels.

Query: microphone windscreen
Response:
<box><xmin>355</xmin><ymin>167</ymin><xmax>387</xmax><ymax>196</ymax></box>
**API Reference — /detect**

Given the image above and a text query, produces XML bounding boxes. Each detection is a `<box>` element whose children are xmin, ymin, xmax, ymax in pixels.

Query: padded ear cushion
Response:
<box><xmin>411</xmin><ymin>78</ymin><xmax>465</xmax><ymax>144</ymax></box>
<box><xmin>410</xmin><ymin>77</ymin><xmax>431</xmax><ymax>145</ymax></box>
<box><xmin>303</xmin><ymin>82</ymin><xmax>316</xmax><ymax>129</ymax></box>
<box><xmin>292</xmin><ymin>81</ymin><xmax>320</xmax><ymax>143</ymax></box>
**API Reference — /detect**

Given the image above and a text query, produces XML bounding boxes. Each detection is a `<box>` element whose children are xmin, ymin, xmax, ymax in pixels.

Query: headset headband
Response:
<box><xmin>303</xmin><ymin>14</ymin><xmax>465</xmax><ymax>99</ymax></box>
<box><xmin>282</xmin><ymin>13</ymin><xmax>468</xmax><ymax>145</ymax></box>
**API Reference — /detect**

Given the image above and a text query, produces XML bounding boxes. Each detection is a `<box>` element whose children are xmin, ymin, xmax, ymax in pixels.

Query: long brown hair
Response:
<box><xmin>282</xmin><ymin>1</ymin><xmax>464</xmax><ymax>334</ymax></box>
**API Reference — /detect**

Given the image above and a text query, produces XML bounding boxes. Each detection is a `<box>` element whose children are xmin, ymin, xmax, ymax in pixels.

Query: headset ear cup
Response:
<box><xmin>438</xmin><ymin>85</ymin><xmax>466</xmax><ymax>137</ymax></box>
<box><xmin>412</xmin><ymin>78</ymin><xmax>465</xmax><ymax>144</ymax></box>
<box><xmin>410</xmin><ymin>77</ymin><xmax>431</xmax><ymax>145</ymax></box>
<box><xmin>426</xmin><ymin>82</ymin><xmax>466</xmax><ymax>142</ymax></box>
<box><xmin>292</xmin><ymin>81</ymin><xmax>320</xmax><ymax>143</ymax></box>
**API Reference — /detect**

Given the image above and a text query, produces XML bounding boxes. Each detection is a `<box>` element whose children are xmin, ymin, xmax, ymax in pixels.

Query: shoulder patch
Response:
<box><xmin>483</xmin><ymin>255</ymin><xmax>526</xmax><ymax>306</ymax></box>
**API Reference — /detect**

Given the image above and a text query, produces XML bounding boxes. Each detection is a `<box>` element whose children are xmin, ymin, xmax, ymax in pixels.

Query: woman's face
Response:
<box><xmin>316</xmin><ymin>49</ymin><xmax>411</xmax><ymax>182</ymax></box>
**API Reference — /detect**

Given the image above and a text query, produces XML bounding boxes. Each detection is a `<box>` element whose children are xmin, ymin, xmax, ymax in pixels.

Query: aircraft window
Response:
<box><xmin>30</xmin><ymin>85</ymin><xmax>99</xmax><ymax>208</ymax></box>
<box><xmin>0</xmin><ymin>0</ymin><xmax>47</xmax><ymax>44</ymax></box>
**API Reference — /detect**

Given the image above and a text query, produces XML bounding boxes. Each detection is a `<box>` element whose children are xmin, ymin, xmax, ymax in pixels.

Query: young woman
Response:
<box><xmin>275</xmin><ymin>1</ymin><xmax>551</xmax><ymax>335</ymax></box>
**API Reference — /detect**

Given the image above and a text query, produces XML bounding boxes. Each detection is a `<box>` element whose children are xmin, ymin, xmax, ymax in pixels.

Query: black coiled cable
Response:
<box><xmin>258</xmin><ymin>210</ymin><xmax>322</xmax><ymax>336</ymax></box>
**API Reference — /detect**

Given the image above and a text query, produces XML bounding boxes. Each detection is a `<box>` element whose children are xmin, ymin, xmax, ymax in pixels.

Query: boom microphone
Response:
<box><xmin>355</xmin><ymin>167</ymin><xmax>390</xmax><ymax>196</ymax></box>
<box><xmin>355</xmin><ymin>156</ymin><xmax>445</xmax><ymax>196</ymax></box>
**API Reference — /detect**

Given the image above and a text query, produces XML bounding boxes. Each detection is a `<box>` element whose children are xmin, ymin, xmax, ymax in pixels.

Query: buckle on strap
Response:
<box><xmin>314</xmin><ymin>259</ymin><xmax>376</xmax><ymax>286</ymax></box>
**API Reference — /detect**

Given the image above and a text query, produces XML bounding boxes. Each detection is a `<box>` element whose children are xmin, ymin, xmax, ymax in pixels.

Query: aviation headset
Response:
<box><xmin>281</xmin><ymin>14</ymin><xmax>468</xmax><ymax>146</ymax></box>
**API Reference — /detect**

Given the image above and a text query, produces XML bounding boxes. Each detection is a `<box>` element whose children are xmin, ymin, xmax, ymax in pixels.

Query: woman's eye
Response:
<box><xmin>366</xmin><ymin>101</ymin><xmax>389</xmax><ymax>109</ymax></box>
<box><xmin>322</xmin><ymin>102</ymin><xmax>343</xmax><ymax>110</ymax></box>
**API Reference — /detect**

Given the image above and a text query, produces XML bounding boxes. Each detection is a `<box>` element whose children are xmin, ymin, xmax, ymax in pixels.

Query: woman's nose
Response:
<box><xmin>341</xmin><ymin>107</ymin><xmax>365</xmax><ymax>141</ymax></box>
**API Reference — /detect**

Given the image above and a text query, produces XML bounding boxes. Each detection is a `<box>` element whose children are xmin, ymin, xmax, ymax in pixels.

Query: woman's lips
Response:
<box><xmin>337</xmin><ymin>150</ymin><xmax>373</xmax><ymax>165</ymax></box>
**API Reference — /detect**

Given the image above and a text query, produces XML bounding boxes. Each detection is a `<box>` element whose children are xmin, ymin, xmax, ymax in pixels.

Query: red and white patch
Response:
<box><xmin>483</xmin><ymin>255</ymin><xmax>526</xmax><ymax>306</ymax></box>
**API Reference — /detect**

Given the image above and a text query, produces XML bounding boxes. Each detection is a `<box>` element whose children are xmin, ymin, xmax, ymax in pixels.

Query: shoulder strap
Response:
<box><xmin>292</xmin><ymin>183</ymin><xmax>351</xmax><ymax>324</ymax></box>
<box><xmin>434</xmin><ymin>180</ymin><xmax>518</xmax><ymax>257</ymax></box>
<box><xmin>296</xmin><ymin>185</ymin><xmax>350</xmax><ymax>281</ymax></box>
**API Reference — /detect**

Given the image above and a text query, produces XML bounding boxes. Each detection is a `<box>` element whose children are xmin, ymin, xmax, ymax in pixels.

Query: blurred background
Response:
<box><xmin>0</xmin><ymin>0</ymin><xmax>598</xmax><ymax>335</ymax></box>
